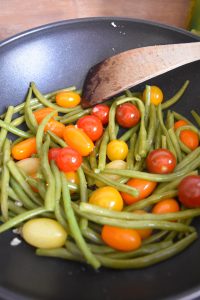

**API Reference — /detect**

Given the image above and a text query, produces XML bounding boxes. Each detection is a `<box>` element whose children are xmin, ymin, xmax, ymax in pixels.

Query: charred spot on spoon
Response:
<box><xmin>82</xmin><ymin>61</ymin><xmax>110</xmax><ymax>108</ymax></box>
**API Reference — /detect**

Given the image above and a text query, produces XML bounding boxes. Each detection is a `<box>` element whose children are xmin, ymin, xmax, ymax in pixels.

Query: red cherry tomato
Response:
<box><xmin>91</xmin><ymin>104</ymin><xmax>110</xmax><ymax>125</ymax></box>
<box><xmin>146</xmin><ymin>149</ymin><xmax>176</xmax><ymax>174</ymax></box>
<box><xmin>56</xmin><ymin>147</ymin><xmax>82</xmax><ymax>172</ymax></box>
<box><xmin>116</xmin><ymin>103</ymin><xmax>141</xmax><ymax>128</ymax></box>
<box><xmin>48</xmin><ymin>148</ymin><xmax>61</xmax><ymax>161</ymax></box>
<box><xmin>178</xmin><ymin>175</ymin><xmax>200</xmax><ymax>208</ymax></box>
<box><xmin>77</xmin><ymin>115</ymin><xmax>103</xmax><ymax>141</ymax></box>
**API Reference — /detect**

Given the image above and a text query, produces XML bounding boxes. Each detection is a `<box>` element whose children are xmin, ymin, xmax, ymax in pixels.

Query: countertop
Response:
<box><xmin>0</xmin><ymin>0</ymin><xmax>190</xmax><ymax>41</ymax></box>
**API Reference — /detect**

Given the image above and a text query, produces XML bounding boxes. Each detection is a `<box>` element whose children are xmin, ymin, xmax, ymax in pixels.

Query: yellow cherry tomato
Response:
<box><xmin>64</xmin><ymin>171</ymin><xmax>79</xmax><ymax>185</ymax></box>
<box><xmin>106</xmin><ymin>140</ymin><xmax>128</xmax><ymax>161</ymax></box>
<box><xmin>55</xmin><ymin>91</ymin><xmax>81</xmax><ymax>108</ymax></box>
<box><xmin>89</xmin><ymin>186</ymin><xmax>123</xmax><ymax>211</ymax></box>
<box><xmin>63</xmin><ymin>125</ymin><xmax>94</xmax><ymax>156</ymax></box>
<box><xmin>22</xmin><ymin>218</ymin><xmax>67</xmax><ymax>249</ymax></box>
<box><xmin>143</xmin><ymin>86</ymin><xmax>163</xmax><ymax>106</ymax></box>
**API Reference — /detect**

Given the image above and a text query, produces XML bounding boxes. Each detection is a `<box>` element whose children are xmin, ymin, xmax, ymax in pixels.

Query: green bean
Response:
<box><xmin>124</xmin><ymin>190</ymin><xmax>178</xmax><ymax>211</ymax></box>
<box><xmin>161</xmin><ymin>135</ymin><xmax>167</xmax><ymax>148</ymax></box>
<box><xmin>59</xmin><ymin>109</ymin><xmax>91</xmax><ymax>124</ymax></box>
<box><xmin>11</xmin><ymin>116</ymin><xmax>25</xmax><ymax>127</ymax></box>
<box><xmin>0</xmin><ymin>207</ymin><xmax>47</xmax><ymax>234</ymax></box>
<box><xmin>47</xmin><ymin>131</ymin><xmax>67</xmax><ymax>148</ymax></box>
<box><xmin>142</xmin><ymin>230</ymin><xmax>168</xmax><ymax>245</ymax></box>
<box><xmin>25</xmin><ymin>176</ymin><xmax>46</xmax><ymax>199</ymax></box>
<box><xmin>89</xmin><ymin>140</ymin><xmax>100</xmax><ymax>170</ymax></box>
<box><xmin>126</xmin><ymin>133</ymin><xmax>136</xmax><ymax>169</ymax></box>
<box><xmin>119</xmin><ymin>124</ymin><xmax>139</xmax><ymax>142</ymax></box>
<box><xmin>175</xmin><ymin>147</ymin><xmax>200</xmax><ymax>171</ymax></box>
<box><xmin>8</xmin><ymin>200</ymin><xmax>27</xmax><ymax>215</ymax></box>
<box><xmin>57</xmin><ymin>107</ymin><xmax>83</xmax><ymax>120</ymax></box>
<box><xmin>10</xmin><ymin>177</ymin><xmax>37</xmax><ymax>210</ymax></box>
<box><xmin>83</xmin><ymin>166</ymin><xmax>139</xmax><ymax>197</ymax></box>
<box><xmin>97</xmin><ymin>128</ymin><xmax>109</xmax><ymax>171</ymax></box>
<box><xmin>0</xmin><ymin>106</ymin><xmax>14</xmax><ymax>151</ymax></box>
<box><xmin>80</xmin><ymin>202</ymin><xmax>200</xmax><ymax>222</ymax></box>
<box><xmin>144</xmin><ymin>85</ymin><xmax>151</xmax><ymax>126</ymax></box>
<box><xmin>173</xmin><ymin>111</ymin><xmax>194</xmax><ymax>126</ymax></box>
<box><xmin>7</xmin><ymin>160</ymin><xmax>41</xmax><ymax>205</ymax></box>
<box><xmin>103</xmin><ymin>154</ymin><xmax>200</xmax><ymax>182</ymax></box>
<box><xmin>61</xmin><ymin>173</ymin><xmax>100</xmax><ymax>269</ymax></box>
<box><xmin>157</xmin><ymin>104</ymin><xmax>176</xmax><ymax>157</ymax></box>
<box><xmin>36</xmin><ymin>111</ymin><xmax>56</xmax><ymax>155</ymax></box>
<box><xmin>191</xmin><ymin>110</ymin><xmax>200</xmax><ymax>127</ymax></box>
<box><xmin>31</xmin><ymin>82</ymin><xmax>81</xmax><ymax>113</ymax></box>
<box><xmin>95</xmin><ymin>232</ymin><xmax>197</xmax><ymax>269</ymax></box>
<box><xmin>164</xmin><ymin>231</ymin><xmax>177</xmax><ymax>241</ymax></box>
<box><xmin>78</xmin><ymin>167</ymin><xmax>88</xmax><ymax>231</ymax></box>
<box><xmin>87</xmin><ymin>243</ymin><xmax>115</xmax><ymax>254</ymax></box>
<box><xmin>166</xmin><ymin>110</ymin><xmax>174</xmax><ymax>129</ymax></box>
<box><xmin>1</xmin><ymin>139</ymin><xmax>11</xmax><ymax>220</ymax></box>
<box><xmin>155</xmin><ymin>171</ymin><xmax>198</xmax><ymax>194</ymax></box>
<box><xmin>161</xmin><ymin>80</ymin><xmax>189</xmax><ymax>110</ymax></box>
<box><xmin>133</xmin><ymin>159</ymin><xmax>145</xmax><ymax>171</ymax></box>
<box><xmin>41</xmin><ymin>136</ymin><xmax>56</xmax><ymax>211</ymax></box>
<box><xmin>81</xmin><ymin>227</ymin><xmax>103</xmax><ymax>244</ymax></box>
<box><xmin>24</xmin><ymin>87</ymin><xmax>38</xmax><ymax>134</ymax></box>
<box><xmin>108</xmin><ymin>240</ymin><xmax>172</xmax><ymax>259</ymax></box>
<box><xmin>175</xmin><ymin>125</ymin><xmax>199</xmax><ymax>154</ymax></box>
<box><xmin>0</xmin><ymin>120</ymin><xmax>32</xmax><ymax>138</ymax></box>
<box><xmin>73</xmin><ymin>203</ymin><xmax>194</xmax><ymax>232</ymax></box>
<box><xmin>147</xmin><ymin>104</ymin><xmax>156</xmax><ymax>150</ymax></box>
<box><xmin>168</xmin><ymin>128</ymin><xmax>182</xmax><ymax>162</ymax></box>
<box><xmin>108</xmin><ymin>102</ymin><xmax>117</xmax><ymax>140</ymax></box>
<box><xmin>154</xmin><ymin>124</ymin><xmax>162</xmax><ymax>149</ymax></box>
<box><xmin>36</xmin><ymin>247</ymin><xmax>82</xmax><ymax>262</ymax></box>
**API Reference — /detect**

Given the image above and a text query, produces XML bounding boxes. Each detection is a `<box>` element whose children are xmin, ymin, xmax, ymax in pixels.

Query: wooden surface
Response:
<box><xmin>0</xmin><ymin>0</ymin><xmax>190</xmax><ymax>41</ymax></box>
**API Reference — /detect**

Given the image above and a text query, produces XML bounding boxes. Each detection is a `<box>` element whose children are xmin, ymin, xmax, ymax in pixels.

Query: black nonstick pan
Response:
<box><xmin>0</xmin><ymin>17</ymin><xmax>200</xmax><ymax>300</ymax></box>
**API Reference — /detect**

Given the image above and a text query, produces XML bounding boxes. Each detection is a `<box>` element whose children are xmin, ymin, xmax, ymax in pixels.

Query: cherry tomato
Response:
<box><xmin>48</xmin><ymin>148</ymin><xmax>61</xmax><ymax>161</ymax></box>
<box><xmin>133</xmin><ymin>210</ymin><xmax>152</xmax><ymax>239</ymax></box>
<box><xmin>55</xmin><ymin>91</ymin><xmax>81</xmax><ymax>108</ymax></box>
<box><xmin>89</xmin><ymin>186</ymin><xmax>123</xmax><ymax>211</ymax></box>
<box><xmin>152</xmin><ymin>198</ymin><xmax>180</xmax><ymax>214</ymax></box>
<box><xmin>77</xmin><ymin>115</ymin><xmax>103</xmax><ymax>141</ymax></box>
<box><xmin>107</xmin><ymin>140</ymin><xmax>128</xmax><ymax>161</ymax></box>
<box><xmin>12</xmin><ymin>137</ymin><xmax>37</xmax><ymax>160</ymax></box>
<box><xmin>178</xmin><ymin>175</ymin><xmax>200</xmax><ymax>208</ymax></box>
<box><xmin>64</xmin><ymin>171</ymin><xmax>79</xmax><ymax>185</ymax></box>
<box><xmin>116</xmin><ymin>103</ymin><xmax>141</xmax><ymax>128</ymax></box>
<box><xmin>121</xmin><ymin>179</ymin><xmax>157</xmax><ymax>205</ymax></box>
<box><xmin>143</xmin><ymin>86</ymin><xmax>163</xmax><ymax>106</ymax></box>
<box><xmin>146</xmin><ymin>149</ymin><xmax>176</xmax><ymax>174</ymax></box>
<box><xmin>44</xmin><ymin>120</ymin><xmax>65</xmax><ymax>138</ymax></box>
<box><xmin>91</xmin><ymin>104</ymin><xmax>110</xmax><ymax>125</ymax></box>
<box><xmin>63</xmin><ymin>125</ymin><xmax>94</xmax><ymax>156</ymax></box>
<box><xmin>174</xmin><ymin>120</ymin><xmax>188</xmax><ymax>130</ymax></box>
<box><xmin>101</xmin><ymin>225</ymin><xmax>141</xmax><ymax>251</ymax></box>
<box><xmin>56</xmin><ymin>147</ymin><xmax>82</xmax><ymax>172</ymax></box>
<box><xmin>33</xmin><ymin>108</ymin><xmax>58</xmax><ymax>124</ymax></box>
<box><xmin>180</xmin><ymin>130</ymin><xmax>199</xmax><ymax>150</ymax></box>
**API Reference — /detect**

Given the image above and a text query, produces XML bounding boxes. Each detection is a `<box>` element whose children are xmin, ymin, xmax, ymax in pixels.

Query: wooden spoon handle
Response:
<box><xmin>82</xmin><ymin>42</ymin><xmax>200</xmax><ymax>107</ymax></box>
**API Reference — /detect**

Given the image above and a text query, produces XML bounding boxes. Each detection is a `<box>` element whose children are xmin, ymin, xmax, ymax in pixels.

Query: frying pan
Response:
<box><xmin>0</xmin><ymin>18</ymin><xmax>200</xmax><ymax>300</ymax></box>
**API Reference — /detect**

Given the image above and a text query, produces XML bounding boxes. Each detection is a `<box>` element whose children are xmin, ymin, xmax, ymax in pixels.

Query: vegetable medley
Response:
<box><xmin>0</xmin><ymin>80</ymin><xmax>200</xmax><ymax>269</ymax></box>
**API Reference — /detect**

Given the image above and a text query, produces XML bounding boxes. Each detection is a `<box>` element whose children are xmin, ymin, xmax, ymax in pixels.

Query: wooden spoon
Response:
<box><xmin>81</xmin><ymin>42</ymin><xmax>200</xmax><ymax>108</ymax></box>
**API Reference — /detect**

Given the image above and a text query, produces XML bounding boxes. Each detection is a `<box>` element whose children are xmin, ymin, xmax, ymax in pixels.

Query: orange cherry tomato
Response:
<box><xmin>89</xmin><ymin>186</ymin><xmax>123</xmax><ymax>211</ymax></box>
<box><xmin>174</xmin><ymin>120</ymin><xmax>188</xmax><ymax>130</ymax></box>
<box><xmin>33</xmin><ymin>108</ymin><xmax>58</xmax><ymax>124</ymax></box>
<box><xmin>44</xmin><ymin>120</ymin><xmax>65</xmax><ymax>138</ymax></box>
<box><xmin>12</xmin><ymin>137</ymin><xmax>37</xmax><ymax>160</ymax></box>
<box><xmin>101</xmin><ymin>225</ymin><xmax>141</xmax><ymax>251</ymax></box>
<box><xmin>152</xmin><ymin>198</ymin><xmax>180</xmax><ymax>214</ymax></box>
<box><xmin>179</xmin><ymin>130</ymin><xmax>199</xmax><ymax>150</ymax></box>
<box><xmin>64</xmin><ymin>171</ymin><xmax>79</xmax><ymax>185</ymax></box>
<box><xmin>55</xmin><ymin>91</ymin><xmax>81</xmax><ymax>108</ymax></box>
<box><xmin>143</xmin><ymin>86</ymin><xmax>163</xmax><ymax>106</ymax></box>
<box><xmin>121</xmin><ymin>178</ymin><xmax>157</xmax><ymax>205</ymax></box>
<box><xmin>133</xmin><ymin>210</ymin><xmax>152</xmax><ymax>239</ymax></box>
<box><xmin>63</xmin><ymin>125</ymin><xmax>94</xmax><ymax>156</ymax></box>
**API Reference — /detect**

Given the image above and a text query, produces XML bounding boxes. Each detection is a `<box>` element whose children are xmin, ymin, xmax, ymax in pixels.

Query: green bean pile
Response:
<box><xmin>0</xmin><ymin>80</ymin><xmax>200</xmax><ymax>270</ymax></box>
